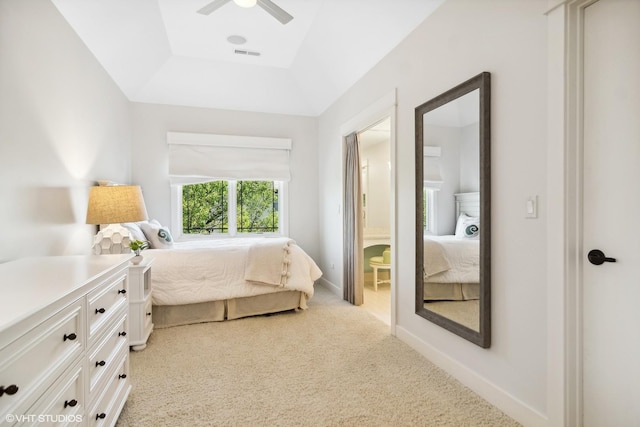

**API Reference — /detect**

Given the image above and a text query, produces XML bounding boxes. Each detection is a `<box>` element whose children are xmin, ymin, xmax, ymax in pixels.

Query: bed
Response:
<box><xmin>423</xmin><ymin>192</ymin><xmax>480</xmax><ymax>301</ymax></box>
<box><xmin>139</xmin><ymin>237</ymin><xmax>322</xmax><ymax>328</ymax></box>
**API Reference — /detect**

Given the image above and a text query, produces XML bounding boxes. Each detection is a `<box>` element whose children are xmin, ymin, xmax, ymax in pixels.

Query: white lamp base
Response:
<box><xmin>93</xmin><ymin>224</ymin><xmax>133</xmax><ymax>255</ymax></box>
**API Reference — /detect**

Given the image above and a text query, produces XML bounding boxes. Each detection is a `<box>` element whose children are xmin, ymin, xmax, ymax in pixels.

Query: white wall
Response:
<box><xmin>361</xmin><ymin>140</ymin><xmax>391</xmax><ymax>232</ymax></box>
<box><xmin>426</xmin><ymin>125</ymin><xmax>462</xmax><ymax>235</ymax></box>
<box><xmin>460</xmin><ymin>122</ymin><xmax>480</xmax><ymax>193</ymax></box>
<box><xmin>317</xmin><ymin>0</ymin><xmax>548</xmax><ymax>424</ymax></box>
<box><xmin>0</xmin><ymin>0</ymin><xmax>132</xmax><ymax>262</ymax></box>
<box><xmin>130</xmin><ymin>103</ymin><xmax>320</xmax><ymax>259</ymax></box>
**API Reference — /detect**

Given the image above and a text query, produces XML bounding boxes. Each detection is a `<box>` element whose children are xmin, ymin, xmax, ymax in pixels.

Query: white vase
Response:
<box><xmin>131</xmin><ymin>254</ymin><xmax>143</xmax><ymax>265</ymax></box>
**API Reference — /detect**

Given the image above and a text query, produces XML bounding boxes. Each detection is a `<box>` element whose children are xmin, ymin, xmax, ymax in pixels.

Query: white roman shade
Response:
<box><xmin>168</xmin><ymin>132</ymin><xmax>292</xmax><ymax>185</ymax></box>
<box><xmin>424</xmin><ymin>145</ymin><xmax>443</xmax><ymax>188</ymax></box>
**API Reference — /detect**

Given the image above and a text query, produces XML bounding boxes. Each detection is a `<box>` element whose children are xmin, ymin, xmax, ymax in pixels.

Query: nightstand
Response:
<box><xmin>128</xmin><ymin>258</ymin><xmax>154</xmax><ymax>351</ymax></box>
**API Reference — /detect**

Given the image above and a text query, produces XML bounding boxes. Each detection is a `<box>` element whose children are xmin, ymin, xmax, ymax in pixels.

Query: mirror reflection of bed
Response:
<box><xmin>423</xmin><ymin>192</ymin><xmax>480</xmax><ymax>331</ymax></box>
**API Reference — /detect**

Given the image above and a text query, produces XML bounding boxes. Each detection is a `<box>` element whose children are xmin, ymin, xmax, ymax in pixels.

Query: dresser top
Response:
<box><xmin>0</xmin><ymin>255</ymin><xmax>132</xmax><ymax>333</ymax></box>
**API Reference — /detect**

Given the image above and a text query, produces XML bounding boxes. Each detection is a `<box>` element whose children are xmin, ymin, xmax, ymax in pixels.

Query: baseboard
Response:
<box><xmin>317</xmin><ymin>277</ymin><xmax>341</xmax><ymax>296</ymax></box>
<box><xmin>395</xmin><ymin>326</ymin><xmax>548</xmax><ymax>427</ymax></box>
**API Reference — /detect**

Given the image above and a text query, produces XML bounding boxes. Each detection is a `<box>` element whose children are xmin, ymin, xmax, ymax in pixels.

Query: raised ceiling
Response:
<box><xmin>52</xmin><ymin>0</ymin><xmax>445</xmax><ymax>117</ymax></box>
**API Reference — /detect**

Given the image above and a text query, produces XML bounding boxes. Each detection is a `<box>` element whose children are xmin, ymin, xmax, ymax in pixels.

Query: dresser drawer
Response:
<box><xmin>143</xmin><ymin>297</ymin><xmax>153</xmax><ymax>333</ymax></box>
<box><xmin>87</xmin><ymin>349</ymin><xmax>130</xmax><ymax>427</ymax></box>
<box><xmin>18</xmin><ymin>361</ymin><xmax>84</xmax><ymax>427</ymax></box>
<box><xmin>0</xmin><ymin>300</ymin><xmax>83</xmax><ymax>418</ymax></box>
<box><xmin>87</xmin><ymin>313</ymin><xmax>127</xmax><ymax>401</ymax></box>
<box><xmin>87</xmin><ymin>274</ymin><xmax>127</xmax><ymax>344</ymax></box>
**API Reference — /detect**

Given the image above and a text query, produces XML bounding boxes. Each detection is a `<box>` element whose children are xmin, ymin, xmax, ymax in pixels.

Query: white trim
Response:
<box><xmin>317</xmin><ymin>277</ymin><xmax>341</xmax><ymax>296</ymax></box>
<box><xmin>167</xmin><ymin>132</ymin><xmax>292</xmax><ymax>150</ymax></box>
<box><xmin>228</xmin><ymin>180</ymin><xmax>238</xmax><ymax>235</ymax></box>
<box><xmin>424</xmin><ymin>146</ymin><xmax>442</xmax><ymax>157</ymax></box>
<box><xmin>544</xmin><ymin>0</ymin><xmax>570</xmax><ymax>15</ymax></box>
<box><xmin>170</xmin><ymin>185</ymin><xmax>182</xmax><ymax>240</ymax></box>
<box><xmin>340</xmin><ymin>90</ymin><xmax>397</xmax><ymax>136</ymax></box>
<box><xmin>545</xmin><ymin>2</ymin><xmax>570</xmax><ymax>422</ymax></box>
<box><xmin>547</xmin><ymin>1</ymin><xmax>598</xmax><ymax>425</ymax></box>
<box><xmin>276</xmin><ymin>181</ymin><xmax>290</xmax><ymax>237</ymax></box>
<box><xmin>340</xmin><ymin>89</ymin><xmax>398</xmax><ymax>336</ymax></box>
<box><xmin>564</xmin><ymin>2</ymin><xmax>600</xmax><ymax>426</ymax></box>
<box><xmin>423</xmin><ymin>188</ymin><xmax>438</xmax><ymax>234</ymax></box>
<box><xmin>396</xmin><ymin>326</ymin><xmax>549</xmax><ymax>427</ymax></box>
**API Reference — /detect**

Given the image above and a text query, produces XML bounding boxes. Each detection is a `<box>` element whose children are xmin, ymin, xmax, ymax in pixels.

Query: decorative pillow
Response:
<box><xmin>139</xmin><ymin>219</ymin><xmax>174</xmax><ymax>249</ymax></box>
<box><xmin>454</xmin><ymin>214</ymin><xmax>480</xmax><ymax>239</ymax></box>
<box><xmin>121</xmin><ymin>222</ymin><xmax>146</xmax><ymax>242</ymax></box>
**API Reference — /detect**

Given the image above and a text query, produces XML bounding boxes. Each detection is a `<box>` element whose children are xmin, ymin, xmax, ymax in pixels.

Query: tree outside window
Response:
<box><xmin>182</xmin><ymin>180</ymin><xmax>279</xmax><ymax>235</ymax></box>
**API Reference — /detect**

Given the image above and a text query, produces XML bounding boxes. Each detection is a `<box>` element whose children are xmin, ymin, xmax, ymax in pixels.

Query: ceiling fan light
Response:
<box><xmin>233</xmin><ymin>0</ymin><xmax>257</xmax><ymax>8</ymax></box>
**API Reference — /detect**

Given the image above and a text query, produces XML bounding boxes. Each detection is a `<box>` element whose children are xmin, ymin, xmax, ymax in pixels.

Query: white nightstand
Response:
<box><xmin>128</xmin><ymin>258</ymin><xmax>154</xmax><ymax>351</ymax></box>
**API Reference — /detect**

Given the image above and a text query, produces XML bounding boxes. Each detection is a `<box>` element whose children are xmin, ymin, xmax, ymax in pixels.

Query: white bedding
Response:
<box><xmin>424</xmin><ymin>235</ymin><xmax>479</xmax><ymax>283</ymax></box>
<box><xmin>145</xmin><ymin>238</ymin><xmax>322</xmax><ymax>306</ymax></box>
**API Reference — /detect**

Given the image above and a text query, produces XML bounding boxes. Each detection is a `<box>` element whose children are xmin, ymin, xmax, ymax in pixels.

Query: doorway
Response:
<box><xmin>340</xmin><ymin>90</ymin><xmax>397</xmax><ymax>332</ymax></box>
<box><xmin>561</xmin><ymin>0</ymin><xmax>640</xmax><ymax>424</ymax></box>
<box><xmin>358</xmin><ymin>117</ymin><xmax>392</xmax><ymax>324</ymax></box>
<box><xmin>581</xmin><ymin>0</ymin><xmax>639</xmax><ymax>424</ymax></box>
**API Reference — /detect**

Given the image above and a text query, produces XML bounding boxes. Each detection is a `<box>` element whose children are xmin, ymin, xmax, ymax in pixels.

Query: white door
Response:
<box><xmin>582</xmin><ymin>0</ymin><xmax>640</xmax><ymax>425</ymax></box>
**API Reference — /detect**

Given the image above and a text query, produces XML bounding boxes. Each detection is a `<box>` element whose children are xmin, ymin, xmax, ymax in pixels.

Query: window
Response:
<box><xmin>182</xmin><ymin>181</ymin><xmax>229</xmax><ymax>234</ymax></box>
<box><xmin>175</xmin><ymin>180</ymin><xmax>286</xmax><ymax>238</ymax></box>
<box><xmin>423</xmin><ymin>188</ymin><xmax>437</xmax><ymax>233</ymax></box>
<box><xmin>236</xmin><ymin>181</ymin><xmax>279</xmax><ymax>233</ymax></box>
<box><xmin>167</xmin><ymin>132</ymin><xmax>292</xmax><ymax>239</ymax></box>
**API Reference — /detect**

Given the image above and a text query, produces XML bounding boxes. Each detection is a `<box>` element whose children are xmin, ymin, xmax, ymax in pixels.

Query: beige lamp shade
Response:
<box><xmin>86</xmin><ymin>185</ymin><xmax>148</xmax><ymax>225</ymax></box>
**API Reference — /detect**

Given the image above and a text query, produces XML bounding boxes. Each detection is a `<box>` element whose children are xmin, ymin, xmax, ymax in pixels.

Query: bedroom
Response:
<box><xmin>1</xmin><ymin>0</ymin><xmax>639</xmax><ymax>426</ymax></box>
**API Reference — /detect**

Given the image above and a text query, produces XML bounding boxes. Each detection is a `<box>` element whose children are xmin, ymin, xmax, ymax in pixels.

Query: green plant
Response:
<box><xmin>128</xmin><ymin>239</ymin><xmax>149</xmax><ymax>255</ymax></box>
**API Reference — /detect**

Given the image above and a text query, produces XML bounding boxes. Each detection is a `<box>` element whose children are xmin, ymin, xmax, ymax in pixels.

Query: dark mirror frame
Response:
<box><xmin>415</xmin><ymin>72</ymin><xmax>491</xmax><ymax>348</ymax></box>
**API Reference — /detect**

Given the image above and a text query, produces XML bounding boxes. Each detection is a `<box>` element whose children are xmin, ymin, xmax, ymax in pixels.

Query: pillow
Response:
<box><xmin>139</xmin><ymin>219</ymin><xmax>174</xmax><ymax>249</ymax></box>
<box><xmin>454</xmin><ymin>214</ymin><xmax>480</xmax><ymax>239</ymax></box>
<box><xmin>121</xmin><ymin>222</ymin><xmax>146</xmax><ymax>242</ymax></box>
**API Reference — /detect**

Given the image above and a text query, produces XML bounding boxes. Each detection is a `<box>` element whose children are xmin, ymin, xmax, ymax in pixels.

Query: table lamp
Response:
<box><xmin>86</xmin><ymin>184</ymin><xmax>149</xmax><ymax>254</ymax></box>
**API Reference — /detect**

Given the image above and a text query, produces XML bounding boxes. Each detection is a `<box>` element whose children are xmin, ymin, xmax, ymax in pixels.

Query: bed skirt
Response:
<box><xmin>423</xmin><ymin>282</ymin><xmax>479</xmax><ymax>301</ymax></box>
<box><xmin>153</xmin><ymin>291</ymin><xmax>306</xmax><ymax>328</ymax></box>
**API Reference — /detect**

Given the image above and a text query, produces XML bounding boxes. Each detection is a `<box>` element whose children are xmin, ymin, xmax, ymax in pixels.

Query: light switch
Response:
<box><xmin>526</xmin><ymin>196</ymin><xmax>538</xmax><ymax>219</ymax></box>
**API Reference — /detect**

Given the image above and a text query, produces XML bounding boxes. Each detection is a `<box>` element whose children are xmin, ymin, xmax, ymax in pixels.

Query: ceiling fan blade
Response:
<box><xmin>257</xmin><ymin>0</ymin><xmax>293</xmax><ymax>24</ymax></box>
<box><xmin>197</xmin><ymin>0</ymin><xmax>232</xmax><ymax>15</ymax></box>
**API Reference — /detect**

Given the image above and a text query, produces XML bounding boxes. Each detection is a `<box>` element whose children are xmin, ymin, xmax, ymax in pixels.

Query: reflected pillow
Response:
<box><xmin>454</xmin><ymin>214</ymin><xmax>480</xmax><ymax>239</ymax></box>
<box><xmin>139</xmin><ymin>219</ymin><xmax>174</xmax><ymax>249</ymax></box>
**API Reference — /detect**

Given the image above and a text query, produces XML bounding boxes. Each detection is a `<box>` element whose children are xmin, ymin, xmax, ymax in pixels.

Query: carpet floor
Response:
<box><xmin>116</xmin><ymin>285</ymin><xmax>520</xmax><ymax>427</ymax></box>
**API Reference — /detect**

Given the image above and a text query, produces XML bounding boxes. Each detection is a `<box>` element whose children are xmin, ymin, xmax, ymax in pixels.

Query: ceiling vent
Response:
<box><xmin>234</xmin><ymin>49</ymin><xmax>261</xmax><ymax>57</ymax></box>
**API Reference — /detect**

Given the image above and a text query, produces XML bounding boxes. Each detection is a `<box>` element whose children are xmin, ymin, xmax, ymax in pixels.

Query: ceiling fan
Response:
<box><xmin>197</xmin><ymin>0</ymin><xmax>294</xmax><ymax>25</ymax></box>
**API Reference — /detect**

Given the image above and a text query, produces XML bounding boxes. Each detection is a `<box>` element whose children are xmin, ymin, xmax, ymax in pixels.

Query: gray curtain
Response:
<box><xmin>343</xmin><ymin>132</ymin><xmax>364</xmax><ymax>305</ymax></box>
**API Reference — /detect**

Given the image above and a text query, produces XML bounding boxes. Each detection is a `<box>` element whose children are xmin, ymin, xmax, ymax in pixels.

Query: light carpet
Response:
<box><xmin>116</xmin><ymin>285</ymin><xmax>520</xmax><ymax>427</ymax></box>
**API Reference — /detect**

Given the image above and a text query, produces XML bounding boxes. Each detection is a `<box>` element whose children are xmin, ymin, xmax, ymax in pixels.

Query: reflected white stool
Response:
<box><xmin>369</xmin><ymin>256</ymin><xmax>391</xmax><ymax>291</ymax></box>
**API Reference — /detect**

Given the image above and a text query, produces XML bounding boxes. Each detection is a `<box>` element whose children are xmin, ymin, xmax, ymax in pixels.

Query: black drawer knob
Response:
<box><xmin>64</xmin><ymin>399</ymin><xmax>78</xmax><ymax>408</ymax></box>
<box><xmin>119</xmin><ymin>374</ymin><xmax>127</xmax><ymax>379</ymax></box>
<box><xmin>95</xmin><ymin>308</ymin><xmax>106</xmax><ymax>314</ymax></box>
<box><xmin>96</xmin><ymin>413</ymin><xmax>106</xmax><ymax>420</ymax></box>
<box><xmin>118</xmin><ymin>331</ymin><xmax>127</xmax><ymax>337</ymax></box>
<box><xmin>118</xmin><ymin>289</ymin><xmax>127</xmax><ymax>295</ymax></box>
<box><xmin>95</xmin><ymin>360</ymin><xmax>106</xmax><ymax>367</ymax></box>
<box><xmin>146</xmin><ymin>312</ymin><xmax>152</xmax><ymax>316</ymax></box>
<box><xmin>0</xmin><ymin>384</ymin><xmax>19</xmax><ymax>397</ymax></box>
<box><xmin>63</xmin><ymin>333</ymin><xmax>77</xmax><ymax>341</ymax></box>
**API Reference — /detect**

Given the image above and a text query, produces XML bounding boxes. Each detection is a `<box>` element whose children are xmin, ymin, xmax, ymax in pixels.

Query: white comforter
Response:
<box><xmin>424</xmin><ymin>235</ymin><xmax>479</xmax><ymax>283</ymax></box>
<box><xmin>145</xmin><ymin>238</ymin><xmax>322</xmax><ymax>306</ymax></box>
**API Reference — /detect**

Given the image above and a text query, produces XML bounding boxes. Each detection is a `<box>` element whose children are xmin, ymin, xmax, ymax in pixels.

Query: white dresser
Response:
<box><xmin>0</xmin><ymin>255</ymin><xmax>132</xmax><ymax>427</ymax></box>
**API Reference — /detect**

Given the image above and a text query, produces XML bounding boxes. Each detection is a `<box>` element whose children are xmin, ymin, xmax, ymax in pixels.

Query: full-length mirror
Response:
<box><xmin>415</xmin><ymin>72</ymin><xmax>491</xmax><ymax>348</ymax></box>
